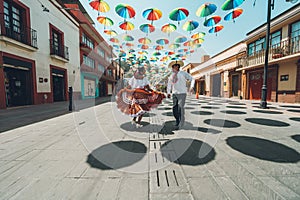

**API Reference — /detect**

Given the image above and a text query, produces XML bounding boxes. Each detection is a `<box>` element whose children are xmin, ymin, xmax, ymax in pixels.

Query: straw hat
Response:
<box><xmin>168</xmin><ymin>60</ymin><xmax>184</xmax><ymax>68</ymax></box>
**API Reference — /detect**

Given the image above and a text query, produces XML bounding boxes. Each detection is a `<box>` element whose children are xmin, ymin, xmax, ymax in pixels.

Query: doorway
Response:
<box><xmin>231</xmin><ymin>74</ymin><xmax>239</xmax><ymax>97</ymax></box>
<box><xmin>52</xmin><ymin>68</ymin><xmax>66</xmax><ymax>102</ymax></box>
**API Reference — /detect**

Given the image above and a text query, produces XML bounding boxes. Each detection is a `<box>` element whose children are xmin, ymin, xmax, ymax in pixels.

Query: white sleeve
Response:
<box><xmin>184</xmin><ymin>72</ymin><xmax>195</xmax><ymax>89</ymax></box>
<box><xmin>128</xmin><ymin>77</ymin><xmax>134</xmax><ymax>87</ymax></box>
<box><xmin>167</xmin><ymin>76</ymin><xmax>172</xmax><ymax>94</ymax></box>
<box><xmin>144</xmin><ymin>77</ymin><xmax>150</xmax><ymax>86</ymax></box>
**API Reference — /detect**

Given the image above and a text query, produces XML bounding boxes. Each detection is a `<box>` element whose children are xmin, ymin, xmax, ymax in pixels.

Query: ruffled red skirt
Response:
<box><xmin>116</xmin><ymin>88</ymin><xmax>165</xmax><ymax>117</ymax></box>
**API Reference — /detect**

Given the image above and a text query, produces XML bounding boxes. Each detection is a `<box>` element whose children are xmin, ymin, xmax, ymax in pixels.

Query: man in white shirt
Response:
<box><xmin>167</xmin><ymin>61</ymin><xmax>195</xmax><ymax>129</ymax></box>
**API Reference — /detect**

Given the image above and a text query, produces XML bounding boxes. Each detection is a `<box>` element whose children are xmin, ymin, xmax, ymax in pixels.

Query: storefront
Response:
<box><xmin>1</xmin><ymin>54</ymin><xmax>35</xmax><ymax>108</ymax></box>
<box><xmin>81</xmin><ymin>73</ymin><xmax>99</xmax><ymax>99</ymax></box>
<box><xmin>50</xmin><ymin>66</ymin><xmax>67</xmax><ymax>102</ymax></box>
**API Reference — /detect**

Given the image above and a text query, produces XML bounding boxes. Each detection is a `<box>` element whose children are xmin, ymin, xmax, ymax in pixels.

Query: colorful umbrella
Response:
<box><xmin>97</xmin><ymin>16</ymin><xmax>114</xmax><ymax>28</ymax></box>
<box><xmin>156</xmin><ymin>39</ymin><xmax>169</xmax><ymax>45</ymax></box>
<box><xmin>224</xmin><ymin>8</ymin><xmax>243</xmax><ymax>22</ymax></box>
<box><xmin>182</xmin><ymin>20</ymin><xmax>199</xmax><ymax>33</ymax></box>
<box><xmin>140</xmin><ymin>45</ymin><xmax>149</xmax><ymax>50</ymax></box>
<box><xmin>221</xmin><ymin>0</ymin><xmax>245</xmax><ymax>11</ymax></box>
<box><xmin>209</xmin><ymin>25</ymin><xmax>224</xmax><ymax>35</ymax></box>
<box><xmin>169</xmin><ymin>43</ymin><xmax>180</xmax><ymax>50</ymax></box>
<box><xmin>165</xmin><ymin>51</ymin><xmax>175</xmax><ymax>56</ymax></box>
<box><xmin>161</xmin><ymin>23</ymin><xmax>177</xmax><ymax>36</ymax></box>
<box><xmin>138</xmin><ymin>50</ymin><xmax>148</xmax><ymax>55</ymax></box>
<box><xmin>196</xmin><ymin>3</ymin><xmax>217</xmax><ymax>18</ymax></box>
<box><xmin>169</xmin><ymin>8</ymin><xmax>189</xmax><ymax>24</ymax></box>
<box><xmin>89</xmin><ymin>0</ymin><xmax>110</xmax><ymax>13</ymax></box>
<box><xmin>203</xmin><ymin>16</ymin><xmax>221</xmax><ymax>27</ymax></box>
<box><xmin>154</xmin><ymin>45</ymin><xmax>164</xmax><ymax>50</ymax></box>
<box><xmin>123</xmin><ymin>34</ymin><xmax>134</xmax><ymax>41</ymax></box>
<box><xmin>138</xmin><ymin>37</ymin><xmax>152</xmax><ymax>44</ymax></box>
<box><xmin>109</xmin><ymin>37</ymin><xmax>119</xmax><ymax>43</ymax></box>
<box><xmin>153</xmin><ymin>52</ymin><xmax>161</xmax><ymax>56</ymax></box>
<box><xmin>142</xmin><ymin>8</ymin><xmax>162</xmax><ymax>25</ymax></box>
<box><xmin>193</xmin><ymin>38</ymin><xmax>205</xmax><ymax>44</ymax></box>
<box><xmin>119</xmin><ymin>21</ymin><xmax>134</xmax><ymax>31</ymax></box>
<box><xmin>183</xmin><ymin>40</ymin><xmax>194</xmax><ymax>47</ymax></box>
<box><xmin>175</xmin><ymin>36</ymin><xmax>188</xmax><ymax>43</ymax></box>
<box><xmin>104</xmin><ymin>30</ymin><xmax>117</xmax><ymax>37</ymax></box>
<box><xmin>115</xmin><ymin>3</ymin><xmax>136</xmax><ymax>19</ymax></box>
<box><xmin>191</xmin><ymin>32</ymin><xmax>206</xmax><ymax>39</ymax></box>
<box><xmin>125</xmin><ymin>42</ymin><xmax>134</xmax><ymax>47</ymax></box>
<box><xmin>139</xmin><ymin>24</ymin><xmax>155</xmax><ymax>35</ymax></box>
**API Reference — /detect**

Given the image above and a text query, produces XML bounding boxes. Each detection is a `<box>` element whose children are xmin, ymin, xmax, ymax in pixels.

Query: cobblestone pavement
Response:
<box><xmin>0</xmin><ymin>95</ymin><xmax>299</xmax><ymax>200</ymax></box>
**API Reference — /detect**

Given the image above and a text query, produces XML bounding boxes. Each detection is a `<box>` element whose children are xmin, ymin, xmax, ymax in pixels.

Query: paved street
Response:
<box><xmin>0</xmin><ymin>95</ymin><xmax>300</xmax><ymax>200</ymax></box>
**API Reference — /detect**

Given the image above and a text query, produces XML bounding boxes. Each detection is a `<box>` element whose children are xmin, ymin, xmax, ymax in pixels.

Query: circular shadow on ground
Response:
<box><xmin>201</xmin><ymin>106</ymin><xmax>220</xmax><ymax>109</ymax></box>
<box><xmin>280</xmin><ymin>105</ymin><xmax>300</xmax><ymax>109</ymax></box>
<box><xmin>245</xmin><ymin>118</ymin><xmax>290</xmax><ymax>127</ymax></box>
<box><xmin>161</xmin><ymin>138</ymin><xmax>216</xmax><ymax>165</ymax></box>
<box><xmin>291</xmin><ymin>135</ymin><xmax>300</xmax><ymax>143</ymax></box>
<box><xmin>226</xmin><ymin>136</ymin><xmax>300</xmax><ymax>163</ymax></box>
<box><xmin>252</xmin><ymin>106</ymin><xmax>278</xmax><ymax>109</ymax></box>
<box><xmin>157</xmin><ymin>107</ymin><xmax>172</xmax><ymax>110</ymax></box>
<box><xmin>158</xmin><ymin>120</ymin><xmax>194</xmax><ymax>134</ymax></box>
<box><xmin>290</xmin><ymin>117</ymin><xmax>300</xmax><ymax>122</ymax></box>
<box><xmin>229</xmin><ymin>102</ymin><xmax>246</xmax><ymax>105</ymax></box>
<box><xmin>185</xmin><ymin>106</ymin><xmax>195</xmax><ymax>110</ymax></box>
<box><xmin>198</xmin><ymin>101</ymin><xmax>208</xmax><ymax>103</ymax></box>
<box><xmin>253</xmin><ymin>110</ymin><xmax>283</xmax><ymax>114</ymax></box>
<box><xmin>191</xmin><ymin>111</ymin><xmax>214</xmax><ymax>115</ymax></box>
<box><xmin>143</xmin><ymin>113</ymin><xmax>156</xmax><ymax>117</ymax></box>
<box><xmin>120</xmin><ymin>121</ymin><xmax>162</xmax><ymax>133</ymax></box>
<box><xmin>287</xmin><ymin>109</ymin><xmax>300</xmax><ymax>113</ymax></box>
<box><xmin>86</xmin><ymin>141</ymin><xmax>147</xmax><ymax>170</ymax></box>
<box><xmin>220</xmin><ymin>110</ymin><xmax>247</xmax><ymax>115</ymax></box>
<box><xmin>162</xmin><ymin>111</ymin><xmax>173</xmax><ymax>116</ymax></box>
<box><xmin>208</xmin><ymin>103</ymin><xmax>222</xmax><ymax>105</ymax></box>
<box><xmin>197</xmin><ymin>127</ymin><xmax>221</xmax><ymax>134</ymax></box>
<box><xmin>204</xmin><ymin>119</ymin><xmax>241</xmax><ymax>128</ymax></box>
<box><xmin>226</xmin><ymin>106</ymin><xmax>247</xmax><ymax>109</ymax></box>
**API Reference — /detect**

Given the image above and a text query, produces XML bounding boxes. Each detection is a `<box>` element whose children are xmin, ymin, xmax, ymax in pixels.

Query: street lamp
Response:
<box><xmin>260</xmin><ymin>0</ymin><xmax>298</xmax><ymax>109</ymax></box>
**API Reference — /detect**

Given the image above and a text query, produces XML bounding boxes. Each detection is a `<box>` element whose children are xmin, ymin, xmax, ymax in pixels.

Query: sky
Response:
<box><xmin>79</xmin><ymin>0</ymin><xmax>295</xmax><ymax>64</ymax></box>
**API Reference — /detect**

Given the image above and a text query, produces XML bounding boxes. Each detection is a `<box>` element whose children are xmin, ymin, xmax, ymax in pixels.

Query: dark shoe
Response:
<box><xmin>174</xmin><ymin>125</ymin><xmax>179</xmax><ymax>130</ymax></box>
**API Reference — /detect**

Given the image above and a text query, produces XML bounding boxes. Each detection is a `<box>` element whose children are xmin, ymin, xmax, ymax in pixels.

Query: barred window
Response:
<box><xmin>81</xmin><ymin>33</ymin><xmax>94</xmax><ymax>49</ymax></box>
<box><xmin>83</xmin><ymin>55</ymin><xmax>95</xmax><ymax>68</ymax></box>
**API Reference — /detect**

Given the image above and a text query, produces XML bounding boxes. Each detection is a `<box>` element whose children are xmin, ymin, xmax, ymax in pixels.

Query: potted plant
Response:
<box><xmin>272</xmin><ymin>46</ymin><xmax>284</xmax><ymax>59</ymax></box>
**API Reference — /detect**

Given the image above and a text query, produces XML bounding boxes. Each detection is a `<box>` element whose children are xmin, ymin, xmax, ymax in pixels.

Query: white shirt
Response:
<box><xmin>167</xmin><ymin>71</ymin><xmax>195</xmax><ymax>94</ymax></box>
<box><xmin>128</xmin><ymin>76</ymin><xmax>150</xmax><ymax>89</ymax></box>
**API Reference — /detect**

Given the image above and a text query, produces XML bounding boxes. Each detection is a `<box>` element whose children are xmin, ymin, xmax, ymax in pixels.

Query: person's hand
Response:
<box><xmin>167</xmin><ymin>94</ymin><xmax>171</xmax><ymax>98</ymax></box>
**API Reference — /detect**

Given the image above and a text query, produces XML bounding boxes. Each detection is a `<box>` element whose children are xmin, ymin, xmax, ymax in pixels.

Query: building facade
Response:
<box><xmin>237</xmin><ymin>4</ymin><xmax>300</xmax><ymax>103</ymax></box>
<box><xmin>0</xmin><ymin>0</ymin><xmax>80</xmax><ymax>109</ymax></box>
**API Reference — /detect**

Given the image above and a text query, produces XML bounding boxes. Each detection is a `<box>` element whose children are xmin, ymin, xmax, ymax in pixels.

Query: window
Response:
<box><xmin>97</xmin><ymin>48</ymin><xmax>105</xmax><ymax>57</ymax></box>
<box><xmin>81</xmin><ymin>33</ymin><xmax>94</xmax><ymax>49</ymax></box>
<box><xmin>3</xmin><ymin>0</ymin><xmax>22</xmax><ymax>38</ymax></box>
<box><xmin>291</xmin><ymin>21</ymin><xmax>300</xmax><ymax>39</ymax></box>
<box><xmin>247</xmin><ymin>38</ymin><xmax>266</xmax><ymax>56</ymax></box>
<box><xmin>98</xmin><ymin>64</ymin><xmax>105</xmax><ymax>72</ymax></box>
<box><xmin>83</xmin><ymin>55</ymin><xmax>95</xmax><ymax>68</ymax></box>
<box><xmin>270</xmin><ymin>30</ymin><xmax>281</xmax><ymax>47</ymax></box>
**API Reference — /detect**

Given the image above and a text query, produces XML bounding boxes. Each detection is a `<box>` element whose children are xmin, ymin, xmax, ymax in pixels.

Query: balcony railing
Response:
<box><xmin>49</xmin><ymin>39</ymin><xmax>69</xmax><ymax>60</ymax></box>
<box><xmin>239</xmin><ymin>35</ymin><xmax>300</xmax><ymax>68</ymax></box>
<box><xmin>0</xmin><ymin>17</ymin><xmax>38</xmax><ymax>48</ymax></box>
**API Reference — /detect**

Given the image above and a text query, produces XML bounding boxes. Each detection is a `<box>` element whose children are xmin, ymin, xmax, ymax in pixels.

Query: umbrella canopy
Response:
<box><xmin>142</xmin><ymin>8</ymin><xmax>162</xmax><ymax>24</ymax></box>
<box><xmin>104</xmin><ymin>29</ymin><xmax>117</xmax><ymax>37</ymax></box>
<box><xmin>169</xmin><ymin>43</ymin><xmax>180</xmax><ymax>50</ymax></box>
<box><xmin>203</xmin><ymin>16</ymin><xmax>221</xmax><ymax>27</ymax></box>
<box><xmin>153</xmin><ymin>52</ymin><xmax>161</xmax><ymax>56</ymax></box>
<box><xmin>175</xmin><ymin>36</ymin><xmax>188</xmax><ymax>43</ymax></box>
<box><xmin>115</xmin><ymin>3</ymin><xmax>136</xmax><ymax>19</ymax></box>
<box><xmin>221</xmin><ymin>0</ymin><xmax>245</xmax><ymax>11</ymax></box>
<box><xmin>89</xmin><ymin>0</ymin><xmax>110</xmax><ymax>13</ymax></box>
<box><xmin>191</xmin><ymin>32</ymin><xmax>206</xmax><ymax>39</ymax></box>
<box><xmin>119</xmin><ymin>21</ymin><xmax>134</xmax><ymax>31</ymax></box>
<box><xmin>193</xmin><ymin>38</ymin><xmax>205</xmax><ymax>44</ymax></box>
<box><xmin>209</xmin><ymin>25</ymin><xmax>224</xmax><ymax>34</ymax></box>
<box><xmin>161</xmin><ymin>23</ymin><xmax>177</xmax><ymax>35</ymax></box>
<box><xmin>138</xmin><ymin>37</ymin><xmax>152</xmax><ymax>44</ymax></box>
<box><xmin>110</xmin><ymin>37</ymin><xmax>119</xmax><ymax>43</ymax></box>
<box><xmin>169</xmin><ymin>8</ymin><xmax>189</xmax><ymax>24</ymax></box>
<box><xmin>123</xmin><ymin>34</ymin><xmax>134</xmax><ymax>41</ymax></box>
<box><xmin>139</xmin><ymin>24</ymin><xmax>155</xmax><ymax>34</ymax></box>
<box><xmin>154</xmin><ymin>45</ymin><xmax>164</xmax><ymax>50</ymax></box>
<box><xmin>140</xmin><ymin>45</ymin><xmax>149</xmax><ymax>50</ymax></box>
<box><xmin>182</xmin><ymin>20</ymin><xmax>199</xmax><ymax>32</ymax></box>
<box><xmin>165</xmin><ymin>51</ymin><xmax>175</xmax><ymax>56</ymax></box>
<box><xmin>156</xmin><ymin>38</ymin><xmax>169</xmax><ymax>45</ymax></box>
<box><xmin>183</xmin><ymin>40</ymin><xmax>194</xmax><ymax>47</ymax></box>
<box><xmin>196</xmin><ymin>3</ymin><xmax>217</xmax><ymax>18</ymax></box>
<box><xmin>224</xmin><ymin>8</ymin><xmax>243</xmax><ymax>22</ymax></box>
<box><xmin>125</xmin><ymin>42</ymin><xmax>134</xmax><ymax>47</ymax></box>
<box><xmin>97</xmin><ymin>16</ymin><xmax>114</xmax><ymax>28</ymax></box>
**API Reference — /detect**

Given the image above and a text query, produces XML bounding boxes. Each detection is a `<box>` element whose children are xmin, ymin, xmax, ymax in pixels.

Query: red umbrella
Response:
<box><xmin>209</xmin><ymin>25</ymin><xmax>224</xmax><ymax>35</ymax></box>
<box><xmin>224</xmin><ymin>8</ymin><xmax>243</xmax><ymax>22</ymax></box>
<box><xmin>89</xmin><ymin>0</ymin><xmax>110</xmax><ymax>13</ymax></box>
<box><xmin>119</xmin><ymin>21</ymin><xmax>134</xmax><ymax>32</ymax></box>
<box><xmin>142</xmin><ymin>8</ymin><xmax>162</xmax><ymax>25</ymax></box>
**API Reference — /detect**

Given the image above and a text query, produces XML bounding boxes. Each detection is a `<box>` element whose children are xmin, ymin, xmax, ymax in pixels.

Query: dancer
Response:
<box><xmin>116</xmin><ymin>65</ymin><xmax>165</xmax><ymax>128</ymax></box>
<box><xmin>167</xmin><ymin>61</ymin><xmax>195</xmax><ymax>129</ymax></box>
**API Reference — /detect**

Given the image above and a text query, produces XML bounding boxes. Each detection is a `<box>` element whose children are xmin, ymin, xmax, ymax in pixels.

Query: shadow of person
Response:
<box><xmin>86</xmin><ymin>140</ymin><xmax>147</xmax><ymax>170</ymax></box>
<box><xmin>159</xmin><ymin>120</ymin><xmax>198</xmax><ymax>135</ymax></box>
<box><xmin>226</xmin><ymin>136</ymin><xmax>300</xmax><ymax>163</ymax></box>
<box><xmin>160</xmin><ymin>138</ymin><xmax>216</xmax><ymax>165</ymax></box>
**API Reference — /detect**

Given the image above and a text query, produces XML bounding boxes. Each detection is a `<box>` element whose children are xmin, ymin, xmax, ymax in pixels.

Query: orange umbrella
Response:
<box><xmin>89</xmin><ymin>0</ymin><xmax>110</xmax><ymax>13</ymax></box>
